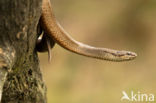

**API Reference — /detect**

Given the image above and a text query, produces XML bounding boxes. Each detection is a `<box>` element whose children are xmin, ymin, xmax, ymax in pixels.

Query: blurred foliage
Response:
<box><xmin>39</xmin><ymin>0</ymin><xmax>156</xmax><ymax>103</ymax></box>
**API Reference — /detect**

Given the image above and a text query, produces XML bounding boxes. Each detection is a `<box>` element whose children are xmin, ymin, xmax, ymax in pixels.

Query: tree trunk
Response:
<box><xmin>0</xmin><ymin>0</ymin><xmax>47</xmax><ymax>103</ymax></box>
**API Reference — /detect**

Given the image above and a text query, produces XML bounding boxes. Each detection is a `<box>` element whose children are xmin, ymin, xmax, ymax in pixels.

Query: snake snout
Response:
<box><xmin>125</xmin><ymin>51</ymin><xmax>137</xmax><ymax>60</ymax></box>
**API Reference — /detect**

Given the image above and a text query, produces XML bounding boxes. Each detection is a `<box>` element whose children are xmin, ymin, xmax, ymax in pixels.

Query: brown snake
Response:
<box><xmin>37</xmin><ymin>0</ymin><xmax>137</xmax><ymax>62</ymax></box>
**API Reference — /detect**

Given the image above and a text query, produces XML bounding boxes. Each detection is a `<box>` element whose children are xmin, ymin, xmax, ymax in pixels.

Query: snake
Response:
<box><xmin>37</xmin><ymin>0</ymin><xmax>137</xmax><ymax>62</ymax></box>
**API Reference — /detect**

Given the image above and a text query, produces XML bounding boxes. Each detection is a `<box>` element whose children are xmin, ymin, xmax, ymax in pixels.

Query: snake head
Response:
<box><xmin>116</xmin><ymin>50</ymin><xmax>137</xmax><ymax>61</ymax></box>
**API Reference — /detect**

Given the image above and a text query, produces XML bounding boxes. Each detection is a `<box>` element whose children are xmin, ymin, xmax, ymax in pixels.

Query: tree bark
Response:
<box><xmin>0</xmin><ymin>0</ymin><xmax>47</xmax><ymax>103</ymax></box>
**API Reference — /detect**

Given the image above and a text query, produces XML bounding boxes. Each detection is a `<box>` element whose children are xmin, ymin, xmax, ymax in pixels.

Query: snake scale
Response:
<box><xmin>37</xmin><ymin>0</ymin><xmax>137</xmax><ymax>62</ymax></box>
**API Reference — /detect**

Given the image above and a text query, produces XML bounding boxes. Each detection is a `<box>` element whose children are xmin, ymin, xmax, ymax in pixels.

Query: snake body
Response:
<box><xmin>39</xmin><ymin>0</ymin><xmax>137</xmax><ymax>61</ymax></box>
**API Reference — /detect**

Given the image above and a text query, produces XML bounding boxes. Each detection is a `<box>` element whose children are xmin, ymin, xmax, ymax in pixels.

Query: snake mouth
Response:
<box><xmin>127</xmin><ymin>52</ymin><xmax>137</xmax><ymax>58</ymax></box>
<box><xmin>124</xmin><ymin>51</ymin><xmax>137</xmax><ymax>61</ymax></box>
<box><xmin>111</xmin><ymin>51</ymin><xmax>137</xmax><ymax>61</ymax></box>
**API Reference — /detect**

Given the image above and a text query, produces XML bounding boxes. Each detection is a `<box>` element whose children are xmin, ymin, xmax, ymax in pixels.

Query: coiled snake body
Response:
<box><xmin>37</xmin><ymin>0</ymin><xmax>137</xmax><ymax>62</ymax></box>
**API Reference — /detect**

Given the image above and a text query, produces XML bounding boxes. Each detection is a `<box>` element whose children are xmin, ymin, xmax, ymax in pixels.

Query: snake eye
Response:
<box><xmin>126</xmin><ymin>52</ymin><xmax>132</xmax><ymax>55</ymax></box>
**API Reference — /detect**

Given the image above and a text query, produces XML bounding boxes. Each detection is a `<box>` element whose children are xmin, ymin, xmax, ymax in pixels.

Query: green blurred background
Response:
<box><xmin>39</xmin><ymin>0</ymin><xmax>156</xmax><ymax>103</ymax></box>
